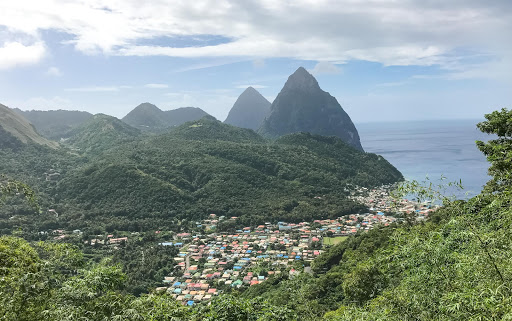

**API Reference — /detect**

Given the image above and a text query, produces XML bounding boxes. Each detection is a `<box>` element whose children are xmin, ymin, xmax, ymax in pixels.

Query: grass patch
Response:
<box><xmin>323</xmin><ymin>236</ymin><xmax>348</xmax><ymax>246</ymax></box>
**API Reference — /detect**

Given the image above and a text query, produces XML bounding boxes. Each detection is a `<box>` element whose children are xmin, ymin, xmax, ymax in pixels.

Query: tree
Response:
<box><xmin>476</xmin><ymin>108</ymin><xmax>512</xmax><ymax>192</ymax></box>
<box><xmin>0</xmin><ymin>176</ymin><xmax>37</xmax><ymax>209</ymax></box>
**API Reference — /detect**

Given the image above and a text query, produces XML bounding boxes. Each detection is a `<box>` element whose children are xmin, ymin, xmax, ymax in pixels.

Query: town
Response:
<box><xmin>150</xmin><ymin>186</ymin><xmax>438</xmax><ymax>306</ymax></box>
<box><xmin>49</xmin><ymin>185</ymin><xmax>438</xmax><ymax>306</ymax></box>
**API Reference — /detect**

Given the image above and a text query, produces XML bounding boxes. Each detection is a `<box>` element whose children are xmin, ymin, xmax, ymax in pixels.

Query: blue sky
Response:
<box><xmin>0</xmin><ymin>0</ymin><xmax>511</xmax><ymax>123</ymax></box>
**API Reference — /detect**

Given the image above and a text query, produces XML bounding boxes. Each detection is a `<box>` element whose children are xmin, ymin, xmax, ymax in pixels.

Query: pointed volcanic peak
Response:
<box><xmin>67</xmin><ymin>114</ymin><xmax>141</xmax><ymax>154</ymax></box>
<box><xmin>122</xmin><ymin>103</ymin><xmax>166</xmax><ymax>131</ymax></box>
<box><xmin>259</xmin><ymin>67</ymin><xmax>364</xmax><ymax>151</ymax></box>
<box><xmin>0</xmin><ymin>103</ymin><xmax>58</xmax><ymax>149</ymax></box>
<box><xmin>224</xmin><ymin>87</ymin><xmax>271</xmax><ymax>131</ymax></box>
<box><xmin>13</xmin><ymin>109</ymin><xmax>93</xmax><ymax>140</ymax></box>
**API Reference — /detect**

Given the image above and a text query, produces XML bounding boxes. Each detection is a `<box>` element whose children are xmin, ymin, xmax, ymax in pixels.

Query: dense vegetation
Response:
<box><xmin>1</xmin><ymin>108</ymin><xmax>511</xmax><ymax>320</ymax></box>
<box><xmin>55</xmin><ymin>118</ymin><xmax>401</xmax><ymax>230</ymax></box>
<box><xmin>66</xmin><ymin>114</ymin><xmax>142</xmax><ymax>154</ymax></box>
<box><xmin>0</xmin><ymin>114</ymin><xmax>402</xmax><ymax>235</ymax></box>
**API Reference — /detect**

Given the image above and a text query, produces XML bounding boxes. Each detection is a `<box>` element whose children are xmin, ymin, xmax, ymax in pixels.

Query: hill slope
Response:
<box><xmin>56</xmin><ymin>120</ymin><xmax>402</xmax><ymax>228</ymax></box>
<box><xmin>0</xmin><ymin>104</ymin><xmax>58</xmax><ymax>148</ymax></box>
<box><xmin>65</xmin><ymin>114</ymin><xmax>141</xmax><ymax>154</ymax></box>
<box><xmin>14</xmin><ymin>109</ymin><xmax>93</xmax><ymax>140</ymax></box>
<box><xmin>169</xmin><ymin>116</ymin><xmax>265</xmax><ymax>143</ymax></box>
<box><xmin>259</xmin><ymin>67</ymin><xmax>363</xmax><ymax>151</ymax></box>
<box><xmin>122</xmin><ymin>103</ymin><xmax>210</xmax><ymax>132</ymax></box>
<box><xmin>224</xmin><ymin>87</ymin><xmax>271</xmax><ymax>131</ymax></box>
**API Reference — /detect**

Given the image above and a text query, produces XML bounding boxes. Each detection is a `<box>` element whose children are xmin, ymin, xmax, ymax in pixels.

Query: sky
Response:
<box><xmin>0</xmin><ymin>0</ymin><xmax>511</xmax><ymax>123</ymax></box>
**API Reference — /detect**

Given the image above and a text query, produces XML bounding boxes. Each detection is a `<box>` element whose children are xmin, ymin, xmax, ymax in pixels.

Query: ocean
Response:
<box><xmin>356</xmin><ymin>119</ymin><xmax>492</xmax><ymax>199</ymax></box>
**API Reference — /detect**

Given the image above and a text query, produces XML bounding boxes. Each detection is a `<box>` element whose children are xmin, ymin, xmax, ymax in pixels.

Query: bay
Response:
<box><xmin>356</xmin><ymin>119</ymin><xmax>492</xmax><ymax>198</ymax></box>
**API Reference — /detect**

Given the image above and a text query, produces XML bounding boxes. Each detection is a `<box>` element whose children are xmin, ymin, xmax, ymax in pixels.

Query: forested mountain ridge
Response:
<box><xmin>224</xmin><ymin>86</ymin><xmax>271</xmax><ymax>131</ymax></box>
<box><xmin>0</xmin><ymin>104</ymin><xmax>58</xmax><ymax>149</ymax></box>
<box><xmin>259</xmin><ymin>67</ymin><xmax>363</xmax><ymax>151</ymax></box>
<box><xmin>122</xmin><ymin>102</ymin><xmax>211</xmax><ymax>132</ymax></box>
<box><xmin>65</xmin><ymin>113</ymin><xmax>142</xmax><ymax>154</ymax></box>
<box><xmin>54</xmin><ymin>118</ymin><xmax>402</xmax><ymax>230</ymax></box>
<box><xmin>13</xmin><ymin>108</ymin><xmax>93</xmax><ymax>140</ymax></box>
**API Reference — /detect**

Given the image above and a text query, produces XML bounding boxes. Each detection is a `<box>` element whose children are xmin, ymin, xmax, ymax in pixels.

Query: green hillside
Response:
<box><xmin>0</xmin><ymin>104</ymin><xmax>58</xmax><ymax>149</ymax></box>
<box><xmin>13</xmin><ymin>109</ymin><xmax>93</xmax><ymax>140</ymax></box>
<box><xmin>65</xmin><ymin>114</ymin><xmax>142</xmax><ymax>154</ymax></box>
<box><xmin>54</xmin><ymin>118</ymin><xmax>401</xmax><ymax>230</ymax></box>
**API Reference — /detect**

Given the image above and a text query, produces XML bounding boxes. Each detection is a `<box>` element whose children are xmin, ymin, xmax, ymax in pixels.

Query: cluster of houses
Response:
<box><xmin>157</xmin><ymin>221</ymin><xmax>322</xmax><ymax>306</ymax></box>
<box><xmin>350</xmin><ymin>185</ymin><xmax>439</xmax><ymax>220</ymax></box>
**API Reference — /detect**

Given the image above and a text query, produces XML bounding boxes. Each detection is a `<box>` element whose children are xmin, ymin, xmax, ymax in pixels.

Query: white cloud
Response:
<box><xmin>46</xmin><ymin>66</ymin><xmax>62</xmax><ymax>76</ymax></box>
<box><xmin>144</xmin><ymin>83</ymin><xmax>168</xmax><ymax>89</ymax></box>
<box><xmin>235</xmin><ymin>85</ymin><xmax>267</xmax><ymax>89</ymax></box>
<box><xmin>0</xmin><ymin>1</ymin><xmax>511</xmax><ymax>72</ymax></box>
<box><xmin>309</xmin><ymin>62</ymin><xmax>342</xmax><ymax>75</ymax></box>
<box><xmin>65</xmin><ymin>86</ymin><xmax>126</xmax><ymax>92</ymax></box>
<box><xmin>0</xmin><ymin>41</ymin><xmax>45</xmax><ymax>69</ymax></box>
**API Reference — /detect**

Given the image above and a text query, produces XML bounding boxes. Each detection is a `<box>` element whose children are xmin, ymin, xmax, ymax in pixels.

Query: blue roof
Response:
<box><xmin>175</xmin><ymin>242</ymin><xmax>183</xmax><ymax>246</ymax></box>
<box><xmin>173</xmin><ymin>282</ymin><xmax>181</xmax><ymax>286</ymax></box>
<box><xmin>246</xmin><ymin>250</ymin><xmax>252</xmax><ymax>253</ymax></box>
<box><xmin>276</xmin><ymin>254</ymin><xmax>283</xmax><ymax>257</ymax></box>
<box><xmin>377</xmin><ymin>212</ymin><xmax>385</xmax><ymax>215</ymax></box>
<box><xmin>220</xmin><ymin>247</ymin><xmax>226</xmax><ymax>250</ymax></box>
<box><xmin>242</xmin><ymin>257</ymin><xmax>251</xmax><ymax>260</ymax></box>
<box><xmin>295</xmin><ymin>256</ymin><xmax>301</xmax><ymax>259</ymax></box>
<box><xmin>187</xmin><ymin>301</ymin><xmax>194</xmax><ymax>306</ymax></box>
<box><xmin>283</xmin><ymin>256</ymin><xmax>289</xmax><ymax>259</ymax></box>
<box><xmin>234</xmin><ymin>266</ymin><xmax>242</xmax><ymax>270</ymax></box>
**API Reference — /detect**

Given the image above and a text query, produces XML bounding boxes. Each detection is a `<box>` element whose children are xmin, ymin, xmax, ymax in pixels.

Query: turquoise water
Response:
<box><xmin>357</xmin><ymin>119</ymin><xmax>492</xmax><ymax>198</ymax></box>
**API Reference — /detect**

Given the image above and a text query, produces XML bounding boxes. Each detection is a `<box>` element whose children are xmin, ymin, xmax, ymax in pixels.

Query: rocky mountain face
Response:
<box><xmin>122</xmin><ymin>103</ymin><xmax>211</xmax><ymax>132</ymax></box>
<box><xmin>224</xmin><ymin>87</ymin><xmax>271</xmax><ymax>131</ymax></box>
<box><xmin>259</xmin><ymin>67</ymin><xmax>363</xmax><ymax>151</ymax></box>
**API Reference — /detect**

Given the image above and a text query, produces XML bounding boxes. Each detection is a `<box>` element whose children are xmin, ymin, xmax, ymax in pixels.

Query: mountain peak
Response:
<box><xmin>243</xmin><ymin>86</ymin><xmax>258</xmax><ymax>94</ymax></box>
<box><xmin>224</xmin><ymin>87</ymin><xmax>271</xmax><ymax>131</ymax></box>
<box><xmin>283</xmin><ymin>67</ymin><xmax>320</xmax><ymax>92</ymax></box>
<box><xmin>122</xmin><ymin>103</ymin><xmax>211</xmax><ymax>132</ymax></box>
<box><xmin>259</xmin><ymin>68</ymin><xmax>363</xmax><ymax>151</ymax></box>
<box><xmin>133</xmin><ymin>102</ymin><xmax>162</xmax><ymax>113</ymax></box>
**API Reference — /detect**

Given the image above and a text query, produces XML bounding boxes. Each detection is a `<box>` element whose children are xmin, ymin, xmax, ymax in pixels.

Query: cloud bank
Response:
<box><xmin>0</xmin><ymin>0</ymin><xmax>511</xmax><ymax>73</ymax></box>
